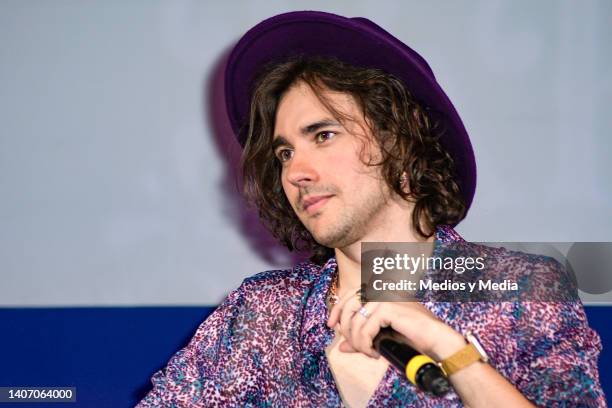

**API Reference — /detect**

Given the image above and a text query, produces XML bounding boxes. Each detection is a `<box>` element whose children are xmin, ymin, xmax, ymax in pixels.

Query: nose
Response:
<box><xmin>284</xmin><ymin>152</ymin><xmax>319</xmax><ymax>188</ymax></box>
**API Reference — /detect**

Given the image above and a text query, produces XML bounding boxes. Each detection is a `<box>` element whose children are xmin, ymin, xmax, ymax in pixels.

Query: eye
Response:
<box><xmin>275</xmin><ymin>148</ymin><xmax>293</xmax><ymax>163</ymax></box>
<box><xmin>315</xmin><ymin>131</ymin><xmax>336</xmax><ymax>143</ymax></box>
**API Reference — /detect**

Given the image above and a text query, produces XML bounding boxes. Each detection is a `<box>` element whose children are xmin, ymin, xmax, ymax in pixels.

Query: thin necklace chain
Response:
<box><xmin>327</xmin><ymin>272</ymin><xmax>366</xmax><ymax>307</ymax></box>
<box><xmin>327</xmin><ymin>271</ymin><xmax>340</xmax><ymax>306</ymax></box>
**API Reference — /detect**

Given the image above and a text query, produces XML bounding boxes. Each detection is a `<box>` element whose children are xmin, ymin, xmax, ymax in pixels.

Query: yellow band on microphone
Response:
<box><xmin>405</xmin><ymin>355</ymin><xmax>436</xmax><ymax>385</ymax></box>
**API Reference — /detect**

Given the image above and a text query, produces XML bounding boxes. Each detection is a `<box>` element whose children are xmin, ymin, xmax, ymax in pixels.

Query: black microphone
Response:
<box><xmin>372</xmin><ymin>327</ymin><xmax>450</xmax><ymax>397</ymax></box>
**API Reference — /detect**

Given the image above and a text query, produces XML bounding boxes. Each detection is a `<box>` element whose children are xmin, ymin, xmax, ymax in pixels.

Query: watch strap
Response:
<box><xmin>439</xmin><ymin>342</ymin><xmax>482</xmax><ymax>376</ymax></box>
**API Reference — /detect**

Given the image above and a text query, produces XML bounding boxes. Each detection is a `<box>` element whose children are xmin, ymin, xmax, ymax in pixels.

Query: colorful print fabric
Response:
<box><xmin>137</xmin><ymin>226</ymin><xmax>605</xmax><ymax>407</ymax></box>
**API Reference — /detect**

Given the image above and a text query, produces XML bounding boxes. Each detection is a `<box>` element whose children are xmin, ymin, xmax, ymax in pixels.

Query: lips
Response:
<box><xmin>302</xmin><ymin>195</ymin><xmax>334</xmax><ymax>213</ymax></box>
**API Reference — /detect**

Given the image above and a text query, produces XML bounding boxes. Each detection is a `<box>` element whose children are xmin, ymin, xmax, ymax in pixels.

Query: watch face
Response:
<box><xmin>466</xmin><ymin>331</ymin><xmax>489</xmax><ymax>363</ymax></box>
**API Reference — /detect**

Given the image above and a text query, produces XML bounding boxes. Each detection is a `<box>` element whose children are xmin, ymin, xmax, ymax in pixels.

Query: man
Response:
<box><xmin>137</xmin><ymin>11</ymin><xmax>604</xmax><ymax>407</ymax></box>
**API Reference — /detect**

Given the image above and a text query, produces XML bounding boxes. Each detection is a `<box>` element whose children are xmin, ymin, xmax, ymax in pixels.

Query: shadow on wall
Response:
<box><xmin>204</xmin><ymin>48</ymin><xmax>308</xmax><ymax>268</ymax></box>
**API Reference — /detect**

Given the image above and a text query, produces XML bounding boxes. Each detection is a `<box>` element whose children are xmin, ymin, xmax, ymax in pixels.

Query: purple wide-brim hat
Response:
<box><xmin>224</xmin><ymin>10</ymin><xmax>477</xmax><ymax>213</ymax></box>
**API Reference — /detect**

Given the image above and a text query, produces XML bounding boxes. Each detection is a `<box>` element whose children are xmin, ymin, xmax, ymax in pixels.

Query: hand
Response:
<box><xmin>326</xmin><ymin>288</ymin><xmax>465</xmax><ymax>361</ymax></box>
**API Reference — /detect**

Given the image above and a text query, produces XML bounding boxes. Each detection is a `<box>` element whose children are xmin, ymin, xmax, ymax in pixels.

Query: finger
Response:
<box><xmin>327</xmin><ymin>286</ymin><xmax>360</xmax><ymax>327</ymax></box>
<box><xmin>338</xmin><ymin>340</ymin><xmax>357</xmax><ymax>353</ymax></box>
<box><xmin>338</xmin><ymin>295</ymin><xmax>363</xmax><ymax>340</ymax></box>
<box><xmin>384</xmin><ymin>302</ymin><xmax>436</xmax><ymax>346</ymax></box>
<box><xmin>359</xmin><ymin>310</ymin><xmax>392</xmax><ymax>358</ymax></box>
<box><xmin>350</xmin><ymin>303</ymin><xmax>380</xmax><ymax>356</ymax></box>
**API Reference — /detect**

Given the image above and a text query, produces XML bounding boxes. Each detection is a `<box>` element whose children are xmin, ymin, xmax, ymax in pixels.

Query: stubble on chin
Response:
<box><xmin>309</xmin><ymin>193</ymin><xmax>387</xmax><ymax>249</ymax></box>
<box><xmin>311</xmin><ymin>211</ymin><xmax>355</xmax><ymax>248</ymax></box>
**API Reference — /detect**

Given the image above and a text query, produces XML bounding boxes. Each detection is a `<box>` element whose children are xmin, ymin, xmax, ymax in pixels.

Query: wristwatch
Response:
<box><xmin>439</xmin><ymin>331</ymin><xmax>489</xmax><ymax>376</ymax></box>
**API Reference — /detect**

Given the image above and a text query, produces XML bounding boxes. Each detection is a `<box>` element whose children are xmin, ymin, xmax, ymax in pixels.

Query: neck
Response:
<box><xmin>332</xmin><ymin>201</ymin><xmax>435</xmax><ymax>296</ymax></box>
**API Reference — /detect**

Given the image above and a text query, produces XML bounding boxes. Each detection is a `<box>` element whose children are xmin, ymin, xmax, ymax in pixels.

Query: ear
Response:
<box><xmin>399</xmin><ymin>171</ymin><xmax>410</xmax><ymax>194</ymax></box>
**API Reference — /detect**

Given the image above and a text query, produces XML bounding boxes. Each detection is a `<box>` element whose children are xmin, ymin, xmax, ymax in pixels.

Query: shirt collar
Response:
<box><xmin>436</xmin><ymin>224</ymin><xmax>465</xmax><ymax>244</ymax></box>
<box><xmin>298</xmin><ymin>224</ymin><xmax>465</xmax><ymax>352</ymax></box>
<box><xmin>299</xmin><ymin>256</ymin><xmax>337</xmax><ymax>352</ymax></box>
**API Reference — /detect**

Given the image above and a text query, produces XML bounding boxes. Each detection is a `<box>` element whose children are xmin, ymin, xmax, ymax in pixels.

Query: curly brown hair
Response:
<box><xmin>240</xmin><ymin>56</ymin><xmax>466</xmax><ymax>265</ymax></box>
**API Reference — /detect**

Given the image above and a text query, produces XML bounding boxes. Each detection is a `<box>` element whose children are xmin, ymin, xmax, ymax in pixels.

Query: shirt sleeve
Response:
<box><xmin>511</xmin><ymin>300</ymin><xmax>606</xmax><ymax>407</ymax></box>
<box><xmin>135</xmin><ymin>282</ymin><xmax>265</xmax><ymax>407</ymax></box>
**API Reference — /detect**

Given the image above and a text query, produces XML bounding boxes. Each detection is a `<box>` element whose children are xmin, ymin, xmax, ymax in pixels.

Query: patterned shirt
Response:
<box><xmin>137</xmin><ymin>226</ymin><xmax>605</xmax><ymax>407</ymax></box>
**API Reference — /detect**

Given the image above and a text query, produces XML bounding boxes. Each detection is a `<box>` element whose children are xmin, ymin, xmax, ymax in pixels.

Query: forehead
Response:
<box><xmin>273</xmin><ymin>81</ymin><xmax>359</xmax><ymax>135</ymax></box>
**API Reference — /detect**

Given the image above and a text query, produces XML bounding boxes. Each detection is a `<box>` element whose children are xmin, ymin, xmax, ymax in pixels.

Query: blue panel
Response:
<box><xmin>584</xmin><ymin>306</ymin><xmax>611</xmax><ymax>403</ymax></box>
<box><xmin>0</xmin><ymin>306</ymin><xmax>609</xmax><ymax>407</ymax></box>
<box><xmin>0</xmin><ymin>307</ymin><xmax>215</xmax><ymax>408</ymax></box>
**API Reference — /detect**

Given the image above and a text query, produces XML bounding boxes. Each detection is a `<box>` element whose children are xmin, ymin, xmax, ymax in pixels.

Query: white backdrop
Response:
<box><xmin>1</xmin><ymin>0</ymin><xmax>610</xmax><ymax>306</ymax></box>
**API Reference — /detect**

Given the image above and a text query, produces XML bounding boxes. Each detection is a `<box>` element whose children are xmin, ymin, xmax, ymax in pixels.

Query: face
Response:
<box><xmin>272</xmin><ymin>81</ymin><xmax>393</xmax><ymax>249</ymax></box>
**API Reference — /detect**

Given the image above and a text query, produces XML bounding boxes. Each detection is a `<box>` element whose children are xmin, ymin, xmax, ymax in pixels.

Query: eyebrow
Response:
<box><xmin>272</xmin><ymin>119</ymin><xmax>342</xmax><ymax>151</ymax></box>
<box><xmin>300</xmin><ymin>119</ymin><xmax>342</xmax><ymax>135</ymax></box>
<box><xmin>271</xmin><ymin>135</ymin><xmax>290</xmax><ymax>152</ymax></box>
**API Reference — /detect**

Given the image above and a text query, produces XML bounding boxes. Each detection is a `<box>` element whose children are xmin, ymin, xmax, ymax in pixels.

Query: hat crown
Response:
<box><xmin>348</xmin><ymin>15</ymin><xmax>435</xmax><ymax>78</ymax></box>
